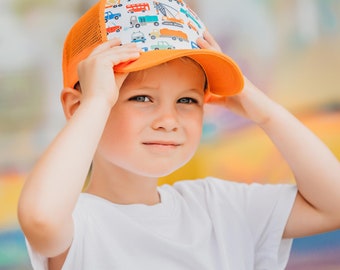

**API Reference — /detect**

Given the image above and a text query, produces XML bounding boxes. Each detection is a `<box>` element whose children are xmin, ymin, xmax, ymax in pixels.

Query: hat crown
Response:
<box><xmin>63</xmin><ymin>0</ymin><xmax>244</xmax><ymax>96</ymax></box>
<box><xmin>104</xmin><ymin>0</ymin><xmax>205</xmax><ymax>51</ymax></box>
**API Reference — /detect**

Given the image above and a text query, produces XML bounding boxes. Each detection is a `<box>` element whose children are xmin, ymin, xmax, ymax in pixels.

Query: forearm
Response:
<box><xmin>18</xmin><ymin>97</ymin><xmax>111</xmax><ymax>231</ymax></box>
<box><xmin>199</xmin><ymin>30</ymin><xmax>340</xmax><ymax>235</ymax></box>
<box><xmin>258</xmin><ymin>98</ymin><xmax>340</xmax><ymax>216</ymax></box>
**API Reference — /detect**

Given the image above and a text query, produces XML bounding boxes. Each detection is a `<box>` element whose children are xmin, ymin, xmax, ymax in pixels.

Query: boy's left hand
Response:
<box><xmin>199</xmin><ymin>32</ymin><xmax>340</xmax><ymax>239</ymax></box>
<box><xmin>197</xmin><ymin>31</ymin><xmax>275</xmax><ymax>126</ymax></box>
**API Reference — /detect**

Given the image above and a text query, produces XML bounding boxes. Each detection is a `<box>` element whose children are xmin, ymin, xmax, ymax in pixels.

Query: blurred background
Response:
<box><xmin>0</xmin><ymin>0</ymin><xmax>339</xmax><ymax>269</ymax></box>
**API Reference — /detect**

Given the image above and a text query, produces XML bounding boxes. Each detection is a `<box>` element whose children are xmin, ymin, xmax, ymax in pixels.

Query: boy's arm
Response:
<box><xmin>17</xmin><ymin>40</ymin><xmax>140</xmax><ymax>257</ymax></box>
<box><xmin>229</xmin><ymin>80</ymin><xmax>340</xmax><ymax>238</ymax></box>
<box><xmin>198</xmin><ymin>33</ymin><xmax>340</xmax><ymax>238</ymax></box>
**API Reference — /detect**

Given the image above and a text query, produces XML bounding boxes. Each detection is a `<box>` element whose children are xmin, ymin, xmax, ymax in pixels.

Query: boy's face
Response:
<box><xmin>96</xmin><ymin>58</ymin><xmax>206</xmax><ymax>178</ymax></box>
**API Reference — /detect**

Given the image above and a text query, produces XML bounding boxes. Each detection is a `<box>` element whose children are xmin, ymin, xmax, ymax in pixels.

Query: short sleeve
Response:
<box><xmin>191</xmin><ymin>177</ymin><xmax>298</xmax><ymax>269</ymax></box>
<box><xmin>243</xmin><ymin>182</ymin><xmax>297</xmax><ymax>268</ymax></box>
<box><xmin>25</xmin><ymin>239</ymin><xmax>48</xmax><ymax>270</ymax></box>
<box><xmin>24</xmin><ymin>196</ymin><xmax>88</xmax><ymax>270</ymax></box>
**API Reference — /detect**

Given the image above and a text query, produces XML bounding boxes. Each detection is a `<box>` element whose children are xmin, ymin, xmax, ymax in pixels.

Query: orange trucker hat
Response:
<box><xmin>62</xmin><ymin>0</ymin><xmax>244</xmax><ymax>96</ymax></box>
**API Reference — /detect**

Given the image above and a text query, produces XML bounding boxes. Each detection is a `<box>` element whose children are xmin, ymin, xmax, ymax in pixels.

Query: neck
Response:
<box><xmin>85</xmin><ymin>162</ymin><xmax>160</xmax><ymax>206</ymax></box>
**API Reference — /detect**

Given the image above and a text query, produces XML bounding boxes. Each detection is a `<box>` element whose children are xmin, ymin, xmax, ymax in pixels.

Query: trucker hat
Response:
<box><xmin>62</xmin><ymin>0</ymin><xmax>244</xmax><ymax>96</ymax></box>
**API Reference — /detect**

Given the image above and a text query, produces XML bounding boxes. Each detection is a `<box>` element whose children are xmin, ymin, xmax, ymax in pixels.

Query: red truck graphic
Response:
<box><xmin>126</xmin><ymin>3</ymin><xmax>150</xmax><ymax>13</ymax></box>
<box><xmin>106</xmin><ymin>25</ymin><xmax>122</xmax><ymax>34</ymax></box>
<box><xmin>149</xmin><ymin>28</ymin><xmax>188</xmax><ymax>42</ymax></box>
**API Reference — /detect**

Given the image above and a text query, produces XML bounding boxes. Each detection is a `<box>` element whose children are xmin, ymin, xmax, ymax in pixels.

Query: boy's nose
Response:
<box><xmin>151</xmin><ymin>106</ymin><xmax>179</xmax><ymax>132</ymax></box>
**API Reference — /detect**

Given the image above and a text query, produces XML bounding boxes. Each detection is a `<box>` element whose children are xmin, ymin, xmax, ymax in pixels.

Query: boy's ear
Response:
<box><xmin>60</xmin><ymin>87</ymin><xmax>82</xmax><ymax>120</ymax></box>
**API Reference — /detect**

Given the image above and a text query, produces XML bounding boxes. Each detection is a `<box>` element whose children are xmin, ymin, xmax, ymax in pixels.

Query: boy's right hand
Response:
<box><xmin>19</xmin><ymin>39</ymin><xmax>141</xmax><ymax>259</ymax></box>
<box><xmin>77</xmin><ymin>38</ymin><xmax>141</xmax><ymax>107</ymax></box>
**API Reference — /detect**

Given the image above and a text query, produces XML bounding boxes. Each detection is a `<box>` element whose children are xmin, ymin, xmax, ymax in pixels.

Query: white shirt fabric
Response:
<box><xmin>27</xmin><ymin>177</ymin><xmax>297</xmax><ymax>270</ymax></box>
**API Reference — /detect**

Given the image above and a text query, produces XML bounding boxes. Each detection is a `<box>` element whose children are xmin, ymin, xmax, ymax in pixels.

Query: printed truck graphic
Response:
<box><xmin>153</xmin><ymin>1</ymin><xmax>184</xmax><ymax>28</ymax></box>
<box><xmin>149</xmin><ymin>28</ymin><xmax>188</xmax><ymax>41</ymax></box>
<box><xmin>162</xmin><ymin>16</ymin><xmax>184</xmax><ymax>27</ymax></box>
<box><xmin>168</xmin><ymin>0</ymin><xmax>184</xmax><ymax>5</ymax></box>
<box><xmin>105</xmin><ymin>11</ymin><xmax>122</xmax><ymax>22</ymax></box>
<box><xmin>106</xmin><ymin>0</ymin><xmax>122</xmax><ymax>8</ymax></box>
<box><xmin>150</xmin><ymin>41</ymin><xmax>175</xmax><ymax>50</ymax></box>
<box><xmin>131</xmin><ymin>31</ymin><xmax>146</xmax><ymax>43</ymax></box>
<box><xmin>187</xmin><ymin>21</ymin><xmax>198</xmax><ymax>34</ymax></box>
<box><xmin>179</xmin><ymin>7</ymin><xmax>201</xmax><ymax>29</ymax></box>
<box><xmin>130</xmin><ymin>15</ymin><xmax>159</xmax><ymax>28</ymax></box>
<box><xmin>126</xmin><ymin>3</ymin><xmax>150</xmax><ymax>13</ymax></box>
<box><xmin>106</xmin><ymin>25</ymin><xmax>122</xmax><ymax>34</ymax></box>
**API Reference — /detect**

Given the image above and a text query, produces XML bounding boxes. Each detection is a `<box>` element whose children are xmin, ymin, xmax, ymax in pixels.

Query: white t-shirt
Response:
<box><xmin>27</xmin><ymin>177</ymin><xmax>297</xmax><ymax>270</ymax></box>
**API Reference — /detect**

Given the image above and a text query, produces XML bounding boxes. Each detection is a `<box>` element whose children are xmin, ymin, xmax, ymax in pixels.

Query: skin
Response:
<box><xmin>86</xmin><ymin>58</ymin><xmax>206</xmax><ymax>205</ymax></box>
<box><xmin>18</xmin><ymin>33</ymin><xmax>340</xmax><ymax>269</ymax></box>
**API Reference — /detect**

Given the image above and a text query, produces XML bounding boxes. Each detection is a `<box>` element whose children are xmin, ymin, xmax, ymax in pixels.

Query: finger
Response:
<box><xmin>203</xmin><ymin>31</ymin><xmax>221</xmax><ymax>50</ymax></box>
<box><xmin>89</xmin><ymin>38</ymin><xmax>122</xmax><ymax>56</ymax></box>
<box><xmin>196</xmin><ymin>37</ymin><xmax>210</xmax><ymax>50</ymax></box>
<box><xmin>205</xmin><ymin>93</ymin><xmax>225</xmax><ymax>105</ymax></box>
<box><xmin>197</xmin><ymin>31</ymin><xmax>222</xmax><ymax>52</ymax></box>
<box><xmin>83</xmin><ymin>43</ymin><xmax>141</xmax><ymax>70</ymax></box>
<box><xmin>77</xmin><ymin>44</ymin><xmax>140</xmax><ymax>92</ymax></box>
<box><xmin>114</xmin><ymin>72</ymin><xmax>129</xmax><ymax>90</ymax></box>
<box><xmin>90</xmin><ymin>43</ymin><xmax>140</xmax><ymax>61</ymax></box>
<box><xmin>104</xmin><ymin>46</ymin><xmax>141</xmax><ymax>67</ymax></box>
<box><xmin>197</xmin><ymin>35</ymin><xmax>221</xmax><ymax>52</ymax></box>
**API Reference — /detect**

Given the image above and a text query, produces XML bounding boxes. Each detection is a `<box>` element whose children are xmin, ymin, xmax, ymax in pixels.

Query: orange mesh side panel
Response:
<box><xmin>62</xmin><ymin>0</ymin><xmax>107</xmax><ymax>88</ymax></box>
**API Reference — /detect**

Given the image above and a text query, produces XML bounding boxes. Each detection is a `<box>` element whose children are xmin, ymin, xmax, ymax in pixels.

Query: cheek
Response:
<box><xmin>100</xmin><ymin>111</ymin><xmax>136</xmax><ymax>151</ymax></box>
<box><xmin>183</xmin><ymin>111</ymin><xmax>204</xmax><ymax>144</ymax></box>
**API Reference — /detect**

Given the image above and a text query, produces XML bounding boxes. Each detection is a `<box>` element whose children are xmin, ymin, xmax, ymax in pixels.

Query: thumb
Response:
<box><xmin>204</xmin><ymin>92</ymin><xmax>226</xmax><ymax>105</ymax></box>
<box><xmin>114</xmin><ymin>72</ymin><xmax>129</xmax><ymax>90</ymax></box>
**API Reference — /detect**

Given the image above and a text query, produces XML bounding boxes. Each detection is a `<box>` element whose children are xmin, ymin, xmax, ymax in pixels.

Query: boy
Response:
<box><xmin>18</xmin><ymin>0</ymin><xmax>340</xmax><ymax>269</ymax></box>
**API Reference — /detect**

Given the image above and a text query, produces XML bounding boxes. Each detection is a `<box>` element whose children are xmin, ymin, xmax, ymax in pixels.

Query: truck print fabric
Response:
<box><xmin>104</xmin><ymin>0</ymin><xmax>205</xmax><ymax>51</ymax></box>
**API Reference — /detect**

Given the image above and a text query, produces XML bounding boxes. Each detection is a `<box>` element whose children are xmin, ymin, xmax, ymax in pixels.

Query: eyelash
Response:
<box><xmin>129</xmin><ymin>96</ymin><xmax>198</xmax><ymax>104</ymax></box>
<box><xmin>177</xmin><ymin>97</ymin><xmax>198</xmax><ymax>104</ymax></box>
<box><xmin>129</xmin><ymin>96</ymin><xmax>151</xmax><ymax>102</ymax></box>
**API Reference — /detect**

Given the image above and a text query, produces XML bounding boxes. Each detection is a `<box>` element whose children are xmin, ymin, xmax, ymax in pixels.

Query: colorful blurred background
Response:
<box><xmin>1</xmin><ymin>0</ymin><xmax>339</xmax><ymax>269</ymax></box>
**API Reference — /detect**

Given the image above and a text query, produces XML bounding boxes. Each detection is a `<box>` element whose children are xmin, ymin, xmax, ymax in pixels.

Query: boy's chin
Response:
<box><xmin>138</xmin><ymin>168</ymin><xmax>180</xmax><ymax>179</ymax></box>
<box><xmin>136</xmin><ymin>162</ymin><xmax>189</xmax><ymax>179</ymax></box>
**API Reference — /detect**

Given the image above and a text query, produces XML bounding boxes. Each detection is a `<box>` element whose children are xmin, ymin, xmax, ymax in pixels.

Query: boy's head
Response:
<box><xmin>62</xmin><ymin>0</ymin><xmax>244</xmax><ymax>96</ymax></box>
<box><xmin>97</xmin><ymin>57</ymin><xmax>207</xmax><ymax>177</ymax></box>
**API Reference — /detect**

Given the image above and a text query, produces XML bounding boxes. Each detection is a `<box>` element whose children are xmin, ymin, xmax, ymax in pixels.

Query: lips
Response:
<box><xmin>142</xmin><ymin>141</ymin><xmax>181</xmax><ymax>147</ymax></box>
<box><xmin>142</xmin><ymin>142</ymin><xmax>181</xmax><ymax>154</ymax></box>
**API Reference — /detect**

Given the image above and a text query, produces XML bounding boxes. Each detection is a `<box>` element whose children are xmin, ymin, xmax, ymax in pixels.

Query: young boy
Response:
<box><xmin>18</xmin><ymin>0</ymin><xmax>340</xmax><ymax>269</ymax></box>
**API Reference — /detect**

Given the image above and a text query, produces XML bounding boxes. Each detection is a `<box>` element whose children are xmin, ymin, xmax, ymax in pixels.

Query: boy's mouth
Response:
<box><xmin>143</xmin><ymin>141</ymin><xmax>181</xmax><ymax>147</ymax></box>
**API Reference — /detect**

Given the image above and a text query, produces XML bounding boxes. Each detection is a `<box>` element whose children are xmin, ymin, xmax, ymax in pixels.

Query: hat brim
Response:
<box><xmin>114</xmin><ymin>49</ymin><xmax>244</xmax><ymax>96</ymax></box>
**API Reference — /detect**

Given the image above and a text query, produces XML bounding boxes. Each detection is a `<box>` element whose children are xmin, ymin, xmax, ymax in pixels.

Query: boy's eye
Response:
<box><xmin>177</xmin><ymin>97</ymin><xmax>198</xmax><ymax>104</ymax></box>
<box><xmin>129</xmin><ymin>96</ymin><xmax>151</xmax><ymax>102</ymax></box>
